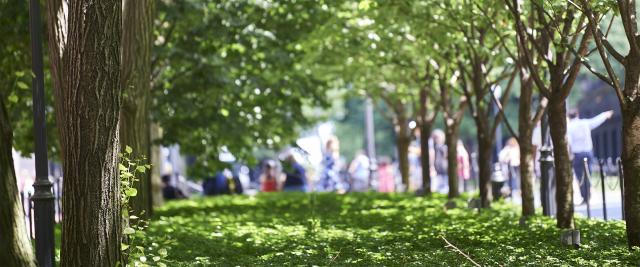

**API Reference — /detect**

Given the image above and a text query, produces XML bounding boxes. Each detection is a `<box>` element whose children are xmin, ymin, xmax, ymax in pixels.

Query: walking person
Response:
<box><xmin>567</xmin><ymin>109</ymin><xmax>614</xmax><ymax>204</ymax></box>
<box><xmin>456</xmin><ymin>140</ymin><xmax>471</xmax><ymax>192</ymax></box>
<box><xmin>348</xmin><ymin>151</ymin><xmax>370</xmax><ymax>192</ymax></box>
<box><xmin>432</xmin><ymin>129</ymin><xmax>448</xmax><ymax>193</ymax></box>
<box><xmin>498</xmin><ymin>137</ymin><xmax>520</xmax><ymax>195</ymax></box>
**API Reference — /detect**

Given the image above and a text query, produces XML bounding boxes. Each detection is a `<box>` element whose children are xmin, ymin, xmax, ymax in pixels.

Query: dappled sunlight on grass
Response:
<box><xmin>144</xmin><ymin>192</ymin><xmax>640</xmax><ymax>266</ymax></box>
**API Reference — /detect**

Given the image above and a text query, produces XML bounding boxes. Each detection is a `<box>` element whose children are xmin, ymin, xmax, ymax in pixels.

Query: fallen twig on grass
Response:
<box><xmin>441</xmin><ymin>236</ymin><xmax>481</xmax><ymax>267</ymax></box>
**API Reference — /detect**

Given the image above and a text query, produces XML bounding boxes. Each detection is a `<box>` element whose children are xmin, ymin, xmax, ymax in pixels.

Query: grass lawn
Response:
<box><xmin>139</xmin><ymin>192</ymin><xmax>640</xmax><ymax>266</ymax></box>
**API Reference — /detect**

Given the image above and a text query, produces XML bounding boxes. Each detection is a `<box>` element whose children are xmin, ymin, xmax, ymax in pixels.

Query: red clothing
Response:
<box><xmin>261</xmin><ymin>178</ymin><xmax>278</xmax><ymax>192</ymax></box>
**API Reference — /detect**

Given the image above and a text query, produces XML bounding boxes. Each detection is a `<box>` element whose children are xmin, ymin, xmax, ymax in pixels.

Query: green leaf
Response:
<box><xmin>125</xmin><ymin>188</ymin><xmax>138</xmax><ymax>197</ymax></box>
<box><xmin>8</xmin><ymin>94</ymin><xmax>18</xmax><ymax>103</ymax></box>
<box><xmin>121</xmin><ymin>243</ymin><xmax>130</xmax><ymax>251</ymax></box>
<box><xmin>123</xmin><ymin>227</ymin><xmax>136</xmax><ymax>235</ymax></box>
<box><xmin>119</xmin><ymin>163</ymin><xmax>127</xmax><ymax>171</ymax></box>
<box><xmin>125</xmin><ymin>146</ymin><xmax>133</xmax><ymax>154</ymax></box>
<box><xmin>15</xmin><ymin>71</ymin><xmax>25</xmax><ymax>77</ymax></box>
<box><xmin>158</xmin><ymin>248</ymin><xmax>168</xmax><ymax>257</ymax></box>
<box><xmin>16</xmin><ymin>81</ymin><xmax>28</xmax><ymax>89</ymax></box>
<box><xmin>136</xmin><ymin>166</ymin><xmax>147</xmax><ymax>173</ymax></box>
<box><xmin>153</xmin><ymin>256</ymin><xmax>161</xmax><ymax>262</ymax></box>
<box><xmin>158</xmin><ymin>263</ymin><xmax>167</xmax><ymax>267</ymax></box>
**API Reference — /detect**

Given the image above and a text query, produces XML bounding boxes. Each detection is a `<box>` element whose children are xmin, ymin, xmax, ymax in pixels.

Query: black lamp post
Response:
<box><xmin>539</xmin><ymin>112</ymin><xmax>556</xmax><ymax>216</ymax></box>
<box><xmin>28</xmin><ymin>0</ymin><xmax>55</xmax><ymax>266</ymax></box>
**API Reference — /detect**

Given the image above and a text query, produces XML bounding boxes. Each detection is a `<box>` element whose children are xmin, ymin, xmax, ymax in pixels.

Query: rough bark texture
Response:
<box><xmin>548</xmin><ymin>100</ymin><xmax>574</xmax><ymax>229</ymax></box>
<box><xmin>121</xmin><ymin>0</ymin><xmax>154</xmax><ymax>218</ymax></box>
<box><xmin>622</xmin><ymin>54</ymin><xmax>640</xmax><ymax>247</ymax></box>
<box><xmin>445</xmin><ymin>126</ymin><xmax>460</xmax><ymax>199</ymax></box>
<box><xmin>0</xmin><ymin>99</ymin><xmax>36</xmax><ymax>267</ymax></box>
<box><xmin>46</xmin><ymin>0</ymin><xmax>124</xmax><ymax>265</ymax></box>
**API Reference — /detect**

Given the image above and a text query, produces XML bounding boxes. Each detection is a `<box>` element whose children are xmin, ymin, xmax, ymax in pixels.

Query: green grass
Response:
<box><xmin>141</xmin><ymin>192</ymin><xmax>640</xmax><ymax>266</ymax></box>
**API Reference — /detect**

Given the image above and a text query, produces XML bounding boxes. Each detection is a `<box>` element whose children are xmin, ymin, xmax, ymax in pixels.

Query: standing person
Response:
<box><xmin>432</xmin><ymin>129</ymin><xmax>448</xmax><ymax>193</ymax></box>
<box><xmin>348</xmin><ymin>151</ymin><xmax>370</xmax><ymax>192</ymax></box>
<box><xmin>377</xmin><ymin>156</ymin><xmax>395</xmax><ymax>193</ymax></box>
<box><xmin>456</xmin><ymin>140</ymin><xmax>471</xmax><ymax>192</ymax></box>
<box><xmin>260</xmin><ymin>160</ymin><xmax>279</xmax><ymax>192</ymax></box>
<box><xmin>319</xmin><ymin>137</ymin><xmax>341</xmax><ymax>192</ymax></box>
<box><xmin>567</xmin><ymin>109</ymin><xmax>614</xmax><ymax>204</ymax></box>
<box><xmin>282</xmin><ymin>152</ymin><xmax>308</xmax><ymax>192</ymax></box>
<box><xmin>499</xmin><ymin>138</ymin><xmax>521</xmax><ymax>194</ymax></box>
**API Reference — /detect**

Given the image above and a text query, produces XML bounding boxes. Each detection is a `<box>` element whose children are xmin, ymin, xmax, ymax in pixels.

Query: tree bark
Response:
<box><xmin>621</xmin><ymin>56</ymin><xmax>640</xmax><ymax>247</ymax></box>
<box><xmin>420</xmin><ymin>123</ymin><xmax>432</xmax><ymax>195</ymax></box>
<box><xmin>0</xmin><ymin>99</ymin><xmax>36</xmax><ymax>267</ymax></box>
<box><xmin>548</xmin><ymin>99</ymin><xmax>574</xmax><ymax>229</ymax></box>
<box><xmin>46</xmin><ymin>0</ymin><xmax>124</xmax><ymax>265</ymax></box>
<box><xmin>477</xmin><ymin>135</ymin><xmax>493</xmax><ymax>208</ymax></box>
<box><xmin>395</xmin><ymin>122</ymin><xmax>411</xmax><ymax>191</ymax></box>
<box><xmin>445</xmin><ymin>125</ymin><xmax>460</xmax><ymax>199</ymax></box>
<box><xmin>519</xmin><ymin>135</ymin><xmax>536</xmax><ymax>216</ymax></box>
<box><xmin>518</xmin><ymin>73</ymin><xmax>536</xmax><ymax>217</ymax></box>
<box><xmin>121</xmin><ymin>0</ymin><xmax>154</xmax><ymax>218</ymax></box>
<box><xmin>150</xmin><ymin>123</ymin><xmax>164</xmax><ymax>208</ymax></box>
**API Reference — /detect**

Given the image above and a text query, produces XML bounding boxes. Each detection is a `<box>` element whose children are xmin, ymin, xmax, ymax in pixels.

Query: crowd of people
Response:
<box><xmin>160</xmin><ymin>109</ymin><xmax>614</xmax><ymax>203</ymax></box>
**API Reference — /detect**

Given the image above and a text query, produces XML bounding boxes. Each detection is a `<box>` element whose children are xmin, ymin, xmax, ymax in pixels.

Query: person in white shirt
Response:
<box><xmin>567</xmin><ymin>109</ymin><xmax>614</xmax><ymax>204</ymax></box>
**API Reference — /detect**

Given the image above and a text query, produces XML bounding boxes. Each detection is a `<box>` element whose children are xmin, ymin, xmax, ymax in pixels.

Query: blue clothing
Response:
<box><xmin>203</xmin><ymin>172</ymin><xmax>230</xmax><ymax>195</ymax></box>
<box><xmin>284</xmin><ymin>162</ymin><xmax>307</xmax><ymax>187</ymax></box>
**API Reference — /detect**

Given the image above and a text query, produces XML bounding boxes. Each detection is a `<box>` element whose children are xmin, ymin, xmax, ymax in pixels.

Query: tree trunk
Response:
<box><xmin>518</xmin><ymin>74</ymin><xmax>536</xmax><ymax>217</ymax></box>
<box><xmin>621</xmin><ymin>57</ymin><xmax>640</xmax><ymax>247</ymax></box>
<box><xmin>150</xmin><ymin>123</ymin><xmax>164</xmax><ymax>208</ymax></box>
<box><xmin>474</xmin><ymin>111</ymin><xmax>493</xmax><ymax>208</ymax></box>
<box><xmin>46</xmin><ymin>0</ymin><xmax>124</xmax><ymax>265</ymax></box>
<box><xmin>121</xmin><ymin>0</ymin><xmax>154</xmax><ymax>218</ymax></box>
<box><xmin>519</xmin><ymin>138</ymin><xmax>536</xmax><ymax>216</ymax></box>
<box><xmin>420</xmin><ymin>123</ymin><xmax>432</xmax><ymax>195</ymax></box>
<box><xmin>477</xmin><ymin>136</ymin><xmax>493</xmax><ymax>208</ymax></box>
<box><xmin>396</xmin><ymin>130</ymin><xmax>411</xmax><ymax>191</ymax></box>
<box><xmin>0</xmin><ymin>99</ymin><xmax>36</xmax><ymax>266</ymax></box>
<box><xmin>445</xmin><ymin>126</ymin><xmax>459</xmax><ymax>199</ymax></box>
<box><xmin>548</xmin><ymin>100</ymin><xmax>574</xmax><ymax>229</ymax></box>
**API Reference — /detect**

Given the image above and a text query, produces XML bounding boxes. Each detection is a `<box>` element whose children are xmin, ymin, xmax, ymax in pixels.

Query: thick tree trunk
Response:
<box><xmin>622</xmin><ymin>107</ymin><xmax>640</xmax><ymax>247</ymax></box>
<box><xmin>548</xmin><ymin>100</ymin><xmax>574</xmax><ymax>229</ymax></box>
<box><xmin>445</xmin><ymin>126</ymin><xmax>459</xmax><ymax>199</ymax></box>
<box><xmin>121</xmin><ymin>0</ymin><xmax>154</xmax><ymax>218</ymax></box>
<box><xmin>0</xmin><ymin>99</ymin><xmax>36</xmax><ymax>266</ymax></box>
<box><xmin>46</xmin><ymin>0</ymin><xmax>124</xmax><ymax>265</ymax></box>
<box><xmin>621</xmin><ymin>58</ymin><xmax>640</xmax><ymax>247</ymax></box>
<box><xmin>420</xmin><ymin>123</ymin><xmax>432</xmax><ymax>195</ymax></box>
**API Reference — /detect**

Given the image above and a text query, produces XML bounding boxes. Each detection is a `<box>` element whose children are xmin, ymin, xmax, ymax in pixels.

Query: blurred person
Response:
<box><xmin>282</xmin><ymin>152</ymin><xmax>308</xmax><ymax>192</ymax></box>
<box><xmin>409</xmin><ymin>137</ymin><xmax>422</xmax><ymax>192</ymax></box>
<box><xmin>348</xmin><ymin>150</ymin><xmax>370</xmax><ymax>192</ymax></box>
<box><xmin>432</xmin><ymin>129</ymin><xmax>448</xmax><ymax>193</ymax></box>
<box><xmin>318</xmin><ymin>137</ymin><xmax>341</xmax><ymax>192</ymax></box>
<box><xmin>456</xmin><ymin>140</ymin><xmax>471</xmax><ymax>191</ymax></box>
<box><xmin>162</xmin><ymin>174</ymin><xmax>185</xmax><ymax>200</ymax></box>
<box><xmin>260</xmin><ymin>160</ymin><xmax>279</xmax><ymax>192</ymax></box>
<box><xmin>567</xmin><ymin>109</ymin><xmax>614</xmax><ymax>204</ymax></box>
<box><xmin>377</xmin><ymin>156</ymin><xmax>395</xmax><ymax>193</ymax></box>
<box><xmin>203</xmin><ymin>170</ymin><xmax>231</xmax><ymax>196</ymax></box>
<box><xmin>499</xmin><ymin>137</ymin><xmax>520</xmax><ymax>194</ymax></box>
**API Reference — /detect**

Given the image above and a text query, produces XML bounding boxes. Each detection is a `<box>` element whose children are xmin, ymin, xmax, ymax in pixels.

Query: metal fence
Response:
<box><xmin>578</xmin><ymin>157</ymin><xmax>625</xmax><ymax>221</ymax></box>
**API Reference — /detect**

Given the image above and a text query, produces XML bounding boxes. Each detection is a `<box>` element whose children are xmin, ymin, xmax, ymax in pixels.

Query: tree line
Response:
<box><xmin>0</xmin><ymin>0</ymin><xmax>639</xmax><ymax>266</ymax></box>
